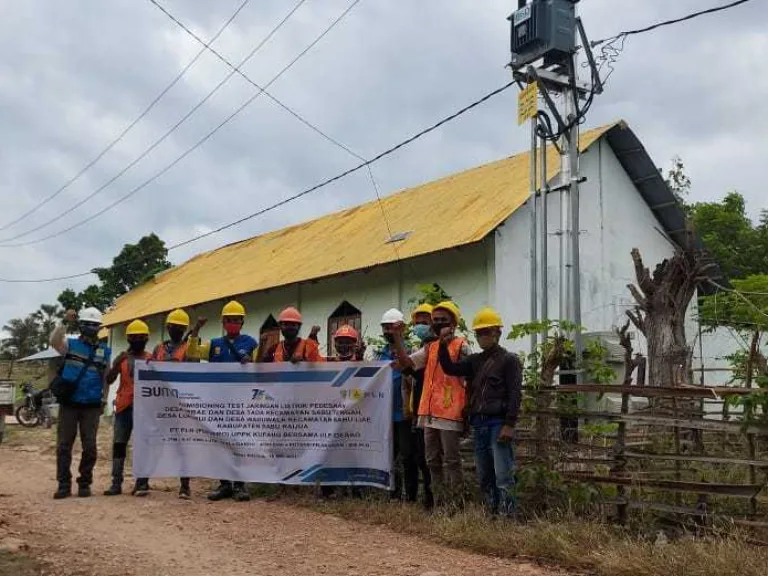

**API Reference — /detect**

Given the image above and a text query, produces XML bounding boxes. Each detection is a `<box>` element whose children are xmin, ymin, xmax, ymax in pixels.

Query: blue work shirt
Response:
<box><xmin>62</xmin><ymin>337</ymin><xmax>111</xmax><ymax>405</ymax></box>
<box><xmin>374</xmin><ymin>345</ymin><xmax>406</xmax><ymax>423</ymax></box>
<box><xmin>209</xmin><ymin>334</ymin><xmax>258</xmax><ymax>363</ymax></box>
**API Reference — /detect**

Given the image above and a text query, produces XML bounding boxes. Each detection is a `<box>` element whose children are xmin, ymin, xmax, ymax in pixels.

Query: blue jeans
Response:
<box><xmin>472</xmin><ymin>419</ymin><xmax>516</xmax><ymax>515</ymax></box>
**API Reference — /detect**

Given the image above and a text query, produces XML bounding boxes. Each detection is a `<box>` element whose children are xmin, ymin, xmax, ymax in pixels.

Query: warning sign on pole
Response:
<box><xmin>517</xmin><ymin>82</ymin><xmax>538</xmax><ymax>125</ymax></box>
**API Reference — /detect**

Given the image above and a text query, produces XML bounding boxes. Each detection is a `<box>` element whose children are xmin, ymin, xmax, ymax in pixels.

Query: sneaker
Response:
<box><xmin>132</xmin><ymin>482</ymin><xmax>150</xmax><ymax>497</ymax></box>
<box><xmin>178</xmin><ymin>486</ymin><xmax>191</xmax><ymax>500</ymax></box>
<box><xmin>53</xmin><ymin>486</ymin><xmax>71</xmax><ymax>500</ymax></box>
<box><xmin>77</xmin><ymin>486</ymin><xmax>92</xmax><ymax>498</ymax></box>
<box><xmin>207</xmin><ymin>483</ymin><xmax>234</xmax><ymax>501</ymax></box>
<box><xmin>232</xmin><ymin>485</ymin><xmax>251</xmax><ymax>502</ymax></box>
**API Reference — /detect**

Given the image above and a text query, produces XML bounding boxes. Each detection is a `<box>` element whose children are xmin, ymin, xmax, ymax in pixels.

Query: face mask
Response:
<box><xmin>383</xmin><ymin>333</ymin><xmax>395</xmax><ymax>344</ymax></box>
<box><xmin>168</xmin><ymin>326</ymin><xmax>185</xmax><ymax>343</ymax></box>
<box><xmin>411</xmin><ymin>324</ymin><xmax>432</xmax><ymax>342</ymax></box>
<box><xmin>79</xmin><ymin>323</ymin><xmax>99</xmax><ymax>339</ymax></box>
<box><xmin>335</xmin><ymin>343</ymin><xmax>354</xmax><ymax>358</ymax></box>
<box><xmin>432</xmin><ymin>322</ymin><xmax>451</xmax><ymax>336</ymax></box>
<box><xmin>129</xmin><ymin>340</ymin><xmax>147</xmax><ymax>354</ymax></box>
<box><xmin>281</xmin><ymin>327</ymin><xmax>299</xmax><ymax>341</ymax></box>
<box><xmin>223</xmin><ymin>322</ymin><xmax>241</xmax><ymax>338</ymax></box>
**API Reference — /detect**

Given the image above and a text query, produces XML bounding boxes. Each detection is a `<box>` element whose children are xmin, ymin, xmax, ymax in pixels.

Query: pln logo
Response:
<box><xmin>340</xmin><ymin>389</ymin><xmax>363</xmax><ymax>402</ymax></box>
<box><xmin>251</xmin><ymin>388</ymin><xmax>275</xmax><ymax>401</ymax></box>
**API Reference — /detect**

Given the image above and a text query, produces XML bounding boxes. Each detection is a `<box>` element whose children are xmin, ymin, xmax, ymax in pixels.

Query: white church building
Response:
<box><xmin>103</xmin><ymin>120</ymin><xmax>727</xmax><ymax>377</ymax></box>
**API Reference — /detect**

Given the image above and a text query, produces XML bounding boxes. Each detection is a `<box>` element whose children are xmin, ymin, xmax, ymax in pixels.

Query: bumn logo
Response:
<box><xmin>140</xmin><ymin>386</ymin><xmax>180</xmax><ymax>398</ymax></box>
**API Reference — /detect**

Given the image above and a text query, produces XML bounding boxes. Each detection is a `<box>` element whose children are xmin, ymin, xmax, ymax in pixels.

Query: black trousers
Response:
<box><xmin>56</xmin><ymin>404</ymin><xmax>101</xmax><ymax>488</ymax></box>
<box><xmin>393</xmin><ymin>420</ymin><xmax>418</xmax><ymax>501</ymax></box>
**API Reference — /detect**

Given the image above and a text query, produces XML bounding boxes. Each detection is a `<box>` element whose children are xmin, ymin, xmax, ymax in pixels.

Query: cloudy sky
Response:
<box><xmin>0</xmin><ymin>0</ymin><xmax>765</xmax><ymax>330</ymax></box>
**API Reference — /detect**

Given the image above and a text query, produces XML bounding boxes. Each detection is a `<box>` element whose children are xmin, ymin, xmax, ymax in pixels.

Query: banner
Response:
<box><xmin>133</xmin><ymin>361</ymin><xmax>392</xmax><ymax>489</ymax></box>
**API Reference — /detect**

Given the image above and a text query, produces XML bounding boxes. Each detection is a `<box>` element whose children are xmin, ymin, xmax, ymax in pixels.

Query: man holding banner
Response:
<box><xmin>131</xmin><ymin>359</ymin><xmax>393</xmax><ymax>492</ymax></box>
<box><xmin>187</xmin><ymin>300</ymin><xmax>258</xmax><ymax>502</ymax></box>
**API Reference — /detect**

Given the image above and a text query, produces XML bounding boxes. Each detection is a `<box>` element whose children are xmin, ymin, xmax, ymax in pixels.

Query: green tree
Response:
<box><xmin>33</xmin><ymin>304</ymin><xmax>60</xmax><ymax>350</ymax></box>
<box><xmin>1</xmin><ymin>315</ymin><xmax>42</xmax><ymax>359</ymax></box>
<box><xmin>56</xmin><ymin>288</ymin><xmax>82</xmax><ymax>313</ymax></box>
<box><xmin>92</xmin><ymin>233</ymin><xmax>171</xmax><ymax>305</ymax></box>
<box><xmin>691</xmin><ymin>192</ymin><xmax>766</xmax><ymax>280</ymax></box>
<box><xmin>665</xmin><ymin>155</ymin><xmax>692</xmax><ymax>213</ymax></box>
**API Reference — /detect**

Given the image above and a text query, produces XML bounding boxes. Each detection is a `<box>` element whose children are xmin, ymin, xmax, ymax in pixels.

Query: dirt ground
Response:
<box><xmin>0</xmin><ymin>425</ymin><xmax>563</xmax><ymax>576</ymax></box>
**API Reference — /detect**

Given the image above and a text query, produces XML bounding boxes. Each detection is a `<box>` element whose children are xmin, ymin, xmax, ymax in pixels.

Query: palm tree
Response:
<box><xmin>33</xmin><ymin>304</ymin><xmax>60</xmax><ymax>350</ymax></box>
<box><xmin>1</xmin><ymin>315</ymin><xmax>42</xmax><ymax>359</ymax></box>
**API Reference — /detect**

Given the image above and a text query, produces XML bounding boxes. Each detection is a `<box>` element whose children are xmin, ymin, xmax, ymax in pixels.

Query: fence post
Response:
<box><xmin>748</xmin><ymin>433</ymin><xmax>758</xmax><ymax>517</ymax></box>
<box><xmin>612</xmin><ymin>388</ymin><xmax>630</xmax><ymax>524</ymax></box>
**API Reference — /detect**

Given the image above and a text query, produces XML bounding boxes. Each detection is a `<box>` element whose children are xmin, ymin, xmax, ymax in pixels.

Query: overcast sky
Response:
<box><xmin>0</xmin><ymin>0</ymin><xmax>765</xmax><ymax>331</ymax></box>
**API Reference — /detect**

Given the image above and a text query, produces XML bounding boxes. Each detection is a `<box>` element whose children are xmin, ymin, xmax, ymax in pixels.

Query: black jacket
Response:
<box><xmin>438</xmin><ymin>343</ymin><xmax>522</xmax><ymax>427</ymax></box>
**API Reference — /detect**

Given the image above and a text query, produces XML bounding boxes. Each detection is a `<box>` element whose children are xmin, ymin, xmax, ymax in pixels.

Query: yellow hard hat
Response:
<box><xmin>166</xmin><ymin>308</ymin><xmax>190</xmax><ymax>327</ymax></box>
<box><xmin>472</xmin><ymin>307</ymin><xmax>503</xmax><ymax>330</ymax></box>
<box><xmin>221</xmin><ymin>300</ymin><xmax>246</xmax><ymax>317</ymax></box>
<box><xmin>433</xmin><ymin>301</ymin><xmax>461</xmax><ymax>323</ymax></box>
<box><xmin>126</xmin><ymin>319</ymin><xmax>150</xmax><ymax>336</ymax></box>
<box><xmin>411</xmin><ymin>303</ymin><xmax>434</xmax><ymax>320</ymax></box>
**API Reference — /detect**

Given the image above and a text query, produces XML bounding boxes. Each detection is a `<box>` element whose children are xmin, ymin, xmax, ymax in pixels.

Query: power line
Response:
<box><xmin>148</xmin><ymin>0</ymin><xmax>364</xmax><ymax>162</ymax></box>
<box><xmin>0</xmin><ymin>0</ymin><xmax>253</xmax><ymax>234</ymax></box>
<box><xmin>0</xmin><ymin>0</ymin><xmax>312</xmax><ymax>246</ymax></box>
<box><xmin>148</xmin><ymin>0</ymin><xmax>401</xmax><ymax>259</ymax></box>
<box><xmin>592</xmin><ymin>0</ymin><xmax>753</xmax><ymax>47</ymax></box>
<box><xmin>0</xmin><ymin>79</ymin><xmax>516</xmax><ymax>283</ymax></box>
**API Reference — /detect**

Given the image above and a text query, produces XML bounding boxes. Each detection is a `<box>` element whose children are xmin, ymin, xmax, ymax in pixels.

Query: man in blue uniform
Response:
<box><xmin>188</xmin><ymin>300</ymin><xmax>258</xmax><ymax>502</ymax></box>
<box><xmin>49</xmin><ymin>308</ymin><xmax>111</xmax><ymax>499</ymax></box>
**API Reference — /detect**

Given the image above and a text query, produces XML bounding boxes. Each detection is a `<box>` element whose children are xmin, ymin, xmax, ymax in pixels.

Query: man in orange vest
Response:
<box><xmin>262</xmin><ymin>306</ymin><xmax>323</xmax><ymax>363</ymax></box>
<box><xmin>392</xmin><ymin>301</ymin><xmax>470</xmax><ymax>500</ymax></box>
<box><xmin>150</xmin><ymin>308</ymin><xmax>201</xmax><ymax>499</ymax></box>
<box><xmin>104</xmin><ymin>320</ymin><xmax>153</xmax><ymax>497</ymax></box>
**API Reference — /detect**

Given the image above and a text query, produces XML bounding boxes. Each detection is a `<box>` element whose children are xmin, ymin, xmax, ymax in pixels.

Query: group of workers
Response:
<box><xmin>49</xmin><ymin>297</ymin><xmax>522</xmax><ymax>516</ymax></box>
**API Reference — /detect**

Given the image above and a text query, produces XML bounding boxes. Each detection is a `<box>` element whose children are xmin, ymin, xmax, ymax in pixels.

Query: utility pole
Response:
<box><xmin>510</xmin><ymin>0</ymin><xmax>602</xmax><ymax>382</ymax></box>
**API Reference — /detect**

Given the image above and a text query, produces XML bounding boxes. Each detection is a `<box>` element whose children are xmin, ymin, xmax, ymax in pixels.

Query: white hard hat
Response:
<box><xmin>380</xmin><ymin>308</ymin><xmax>405</xmax><ymax>325</ymax></box>
<box><xmin>79</xmin><ymin>307</ymin><xmax>104</xmax><ymax>325</ymax></box>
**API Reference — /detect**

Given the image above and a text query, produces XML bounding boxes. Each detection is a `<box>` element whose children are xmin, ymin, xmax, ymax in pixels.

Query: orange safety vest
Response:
<box><xmin>418</xmin><ymin>338</ymin><xmax>466</xmax><ymax>422</ymax></box>
<box><xmin>273</xmin><ymin>339</ymin><xmax>323</xmax><ymax>363</ymax></box>
<box><xmin>152</xmin><ymin>341</ymin><xmax>189</xmax><ymax>362</ymax></box>
<box><xmin>115</xmin><ymin>352</ymin><xmax>152</xmax><ymax>414</ymax></box>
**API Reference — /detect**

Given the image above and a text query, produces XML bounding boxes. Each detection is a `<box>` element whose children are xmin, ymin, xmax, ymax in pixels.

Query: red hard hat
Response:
<box><xmin>334</xmin><ymin>325</ymin><xmax>359</xmax><ymax>340</ymax></box>
<box><xmin>278</xmin><ymin>306</ymin><xmax>303</xmax><ymax>324</ymax></box>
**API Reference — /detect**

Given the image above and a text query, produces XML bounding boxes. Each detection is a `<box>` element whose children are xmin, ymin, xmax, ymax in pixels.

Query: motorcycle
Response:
<box><xmin>14</xmin><ymin>382</ymin><xmax>53</xmax><ymax>428</ymax></box>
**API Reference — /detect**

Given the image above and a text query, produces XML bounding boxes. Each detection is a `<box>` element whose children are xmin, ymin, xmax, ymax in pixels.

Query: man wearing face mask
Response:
<box><xmin>150</xmin><ymin>308</ymin><xmax>201</xmax><ymax>499</ymax></box>
<box><xmin>262</xmin><ymin>306</ymin><xmax>323</xmax><ymax>363</ymax></box>
<box><xmin>391</xmin><ymin>301</ymin><xmax>470</xmax><ymax>503</ymax></box>
<box><xmin>369</xmin><ymin>309</ymin><xmax>419</xmax><ymax>502</ymax></box>
<box><xmin>188</xmin><ymin>300</ymin><xmax>258</xmax><ymax>502</ymax></box>
<box><xmin>49</xmin><ymin>308</ymin><xmax>111</xmax><ymax>499</ymax></box>
<box><xmin>437</xmin><ymin>307</ymin><xmax>522</xmax><ymax>516</ymax></box>
<box><xmin>104</xmin><ymin>319</ymin><xmax>153</xmax><ymax>497</ymax></box>
<box><xmin>409</xmin><ymin>303</ymin><xmax>435</xmax><ymax>509</ymax></box>
<box><xmin>328</xmin><ymin>325</ymin><xmax>365</xmax><ymax>362</ymax></box>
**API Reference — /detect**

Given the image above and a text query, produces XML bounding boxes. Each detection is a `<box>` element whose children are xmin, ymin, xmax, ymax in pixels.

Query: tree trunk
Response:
<box><xmin>625</xmin><ymin>227</ymin><xmax>716</xmax><ymax>387</ymax></box>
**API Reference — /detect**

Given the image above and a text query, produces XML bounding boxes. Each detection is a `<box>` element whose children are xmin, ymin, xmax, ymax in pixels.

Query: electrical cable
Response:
<box><xmin>0</xmin><ymin>80</ymin><xmax>516</xmax><ymax>282</ymax></box>
<box><xmin>0</xmin><ymin>0</ymin><xmax>311</xmax><ymax>245</ymax></box>
<box><xmin>0</xmin><ymin>0</ymin><xmax>359</xmax><ymax>248</ymax></box>
<box><xmin>149</xmin><ymin>0</ymin><xmax>401</xmax><ymax>260</ymax></box>
<box><xmin>0</xmin><ymin>0</ymin><xmax>253</xmax><ymax>234</ymax></box>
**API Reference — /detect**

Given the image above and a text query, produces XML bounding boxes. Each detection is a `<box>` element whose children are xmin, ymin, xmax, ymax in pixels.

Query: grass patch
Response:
<box><xmin>0</xmin><ymin>550</ymin><xmax>48</xmax><ymax>576</ymax></box>
<box><xmin>284</xmin><ymin>495</ymin><xmax>768</xmax><ymax>576</ymax></box>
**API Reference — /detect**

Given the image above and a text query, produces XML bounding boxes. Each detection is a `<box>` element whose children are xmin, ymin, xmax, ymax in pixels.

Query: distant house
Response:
<box><xmin>102</xmin><ymin>121</ymin><xmax>725</xmax><ymax>375</ymax></box>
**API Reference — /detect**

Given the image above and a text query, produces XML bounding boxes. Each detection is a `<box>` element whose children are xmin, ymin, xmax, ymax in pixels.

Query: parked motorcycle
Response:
<box><xmin>14</xmin><ymin>382</ymin><xmax>53</xmax><ymax>428</ymax></box>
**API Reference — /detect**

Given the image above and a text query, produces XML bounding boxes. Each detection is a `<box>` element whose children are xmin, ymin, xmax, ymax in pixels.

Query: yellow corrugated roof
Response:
<box><xmin>103</xmin><ymin>123</ymin><xmax>616</xmax><ymax>326</ymax></box>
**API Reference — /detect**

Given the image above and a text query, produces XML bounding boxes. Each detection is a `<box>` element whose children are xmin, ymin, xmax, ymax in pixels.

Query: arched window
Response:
<box><xmin>327</xmin><ymin>301</ymin><xmax>362</xmax><ymax>355</ymax></box>
<box><xmin>256</xmin><ymin>314</ymin><xmax>280</xmax><ymax>362</ymax></box>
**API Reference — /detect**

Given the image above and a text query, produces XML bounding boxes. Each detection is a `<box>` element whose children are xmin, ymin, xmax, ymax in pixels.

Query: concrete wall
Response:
<box><xmin>494</xmin><ymin>138</ymin><xmax>688</xmax><ymax>358</ymax></box>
